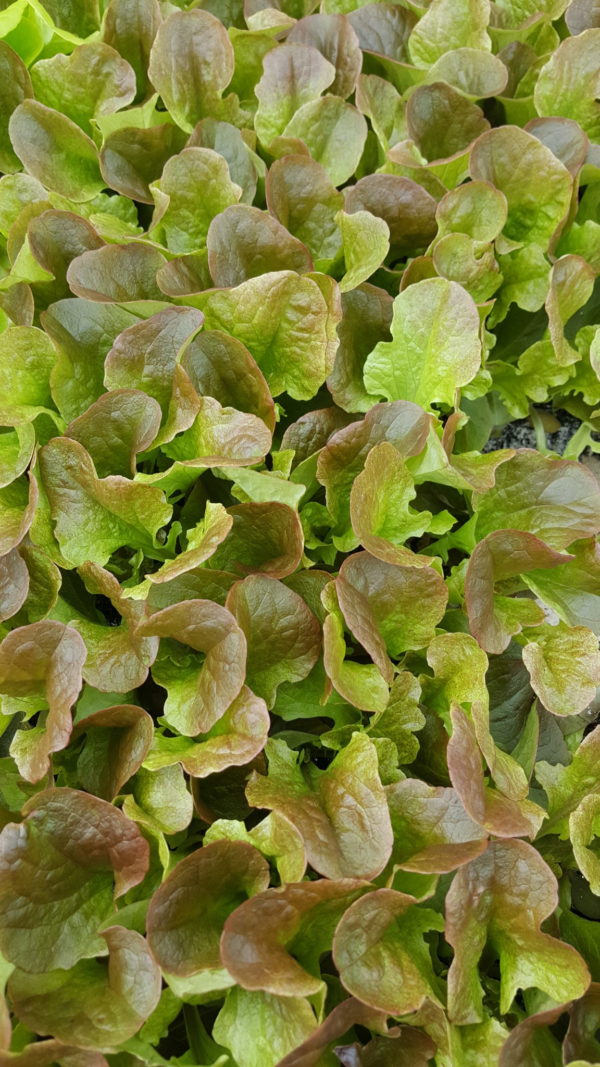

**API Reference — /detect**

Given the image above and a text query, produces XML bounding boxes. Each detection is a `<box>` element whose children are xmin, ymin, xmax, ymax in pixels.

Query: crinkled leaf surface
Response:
<box><xmin>246</xmin><ymin>734</ymin><xmax>393</xmax><ymax>879</ymax></box>
<box><xmin>8</xmin><ymin>926</ymin><xmax>161</xmax><ymax>1051</ymax></box>
<box><xmin>148</xmin><ymin>10</ymin><xmax>235</xmax><ymax>133</ymax></box>
<box><xmin>226</xmin><ymin>575</ymin><xmax>320</xmax><ymax>707</ymax></box>
<box><xmin>0</xmin><ymin>620</ymin><xmax>86</xmax><ymax>781</ymax></box>
<box><xmin>221</xmin><ymin>877</ymin><xmax>369</xmax><ymax>997</ymax></box>
<box><xmin>333</xmin><ymin>889</ymin><xmax>444</xmax><ymax>1014</ymax></box>
<box><xmin>190</xmin><ymin>271</ymin><xmax>341</xmax><ymax>401</ymax></box>
<box><xmin>363</xmin><ymin>278</ymin><xmax>482</xmax><ymax>410</ymax></box>
<box><xmin>138</xmin><ymin>599</ymin><xmax>247</xmax><ymax>736</ymax></box>
<box><xmin>0</xmin><ymin>788</ymin><xmax>148</xmax><ymax>972</ymax></box>
<box><xmin>446</xmin><ymin>840</ymin><xmax>590</xmax><ymax>1023</ymax></box>
<box><xmin>0</xmin><ymin>1</ymin><xmax>596</xmax><ymax>1059</ymax></box>
<box><xmin>473</xmin><ymin>451</ymin><xmax>600</xmax><ymax>550</ymax></box>
<box><xmin>147</xmin><ymin>840</ymin><xmax>270</xmax><ymax>976</ymax></box>
<box><xmin>470</xmin><ymin>126</ymin><xmax>573</xmax><ymax>250</ymax></box>
<box><xmin>38</xmin><ymin>438</ymin><xmax>172</xmax><ymax>567</ymax></box>
<box><xmin>523</xmin><ymin>622</ymin><xmax>600</xmax><ymax>717</ymax></box>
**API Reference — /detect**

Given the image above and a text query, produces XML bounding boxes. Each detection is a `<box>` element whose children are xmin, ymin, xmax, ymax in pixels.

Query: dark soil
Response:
<box><xmin>484</xmin><ymin>408</ymin><xmax>583</xmax><ymax>454</ymax></box>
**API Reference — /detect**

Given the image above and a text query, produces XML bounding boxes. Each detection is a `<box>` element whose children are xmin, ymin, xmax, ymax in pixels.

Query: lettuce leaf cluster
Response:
<box><xmin>0</xmin><ymin>0</ymin><xmax>599</xmax><ymax>1063</ymax></box>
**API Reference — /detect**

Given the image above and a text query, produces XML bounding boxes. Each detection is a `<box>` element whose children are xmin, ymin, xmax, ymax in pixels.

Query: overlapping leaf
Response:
<box><xmin>0</xmin><ymin>0</ymin><xmax>596</xmax><ymax>1061</ymax></box>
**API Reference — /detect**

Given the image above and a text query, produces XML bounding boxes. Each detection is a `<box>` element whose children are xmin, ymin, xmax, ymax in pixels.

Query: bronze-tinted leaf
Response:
<box><xmin>103</xmin><ymin>0</ymin><xmax>162</xmax><ymax>101</ymax></box>
<box><xmin>181</xmin><ymin>329</ymin><xmax>275</xmax><ymax>431</ymax></box>
<box><xmin>207</xmin><ymin>204</ymin><xmax>313</xmax><ymax>287</ymax></box>
<box><xmin>38</xmin><ymin>438</ymin><xmax>172</xmax><ymax>568</ymax></box>
<box><xmin>207</xmin><ymin>503</ymin><xmax>304</xmax><ymax>579</ymax></box>
<box><xmin>226</xmin><ymin>576</ymin><xmax>321</xmax><ymax>706</ymax></box>
<box><xmin>139</xmin><ymin>599</ymin><xmax>247</xmax><ymax>735</ymax></box>
<box><xmin>148</xmin><ymin>9</ymin><xmax>235</xmax><ymax>133</ymax></box>
<box><xmin>473</xmin><ymin>450</ymin><xmax>600</xmax><ymax>551</ymax></box>
<box><xmin>143</xmin><ymin>686</ymin><xmax>269</xmax><ymax>778</ymax></box>
<box><xmin>333</xmin><ymin>889</ymin><xmax>444</xmax><ymax>1015</ymax></box>
<box><xmin>338</xmin><ymin>551</ymin><xmax>448</xmax><ymax>657</ymax></box>
<box><xmin>27</xmin><ymin>210</ymin><xmax>104</xmax><ymax>303</ymax></box>
<box><xmin>8</xmin><ymin>926</ymin><xmax>161</xmax><ymax>1050</ymax></box>
<box><xmin>0</xmin><ymin>548</ymin><xmax>29</xmax><ymax>623</ymax></box>
<box><xmin>447</xmin><ymin>705</ymin><xmax>545</xmax><ymax>839</ymax></box>
<box><xmin>465</xmin><ymin>530</ymin><xmax>573</xmax><ymax>654</ymax></box>
<box><xmin>246</xmin><ymin>734</ymin><xmax>392</xmax><ymax>879</ymax></box>
<box><xmin>221</xmin><ymin>878</ymin><xmax>369</xmax><ymax>995</ymax></box>
<box><xmin>287</xmin><ymin>15</ymin><xmax>362</xmax><ymax>98</ymax></box>
<box><xmin>0</xmin><ymin>788</ymin><xmax>149</xmax><ymax>971</ymax></box>
<box><xmin>317</xmin><ymin>401</ymin><xmax>432</xmax><ymax>534</ymax></box>
<box><xmin>446</xmin><ymin>839</ymin><xmax>590</xmax><ymax>1023</ymax></box>
<box><xmin>65</xmin><ymin>390</ymin><xmax>162</xmax><ymax>478</ymax></box>
<box><xmin>407</xmin><ymin>82</ymin><xmax>489</xmax><ymax>162</ymax></box>
<box><xmin>0</xmin><ymin>621</ymin><xmax>86</xmax><ymax>782</ymax></box>
<box><xmin>100</xmin><ymin>124</ymin><xmax>187</xmax><ymax>204</ymax></box>
<box><xmin>149</xmin><ymin>502</ymin><xmax>233</xmax><ymax>584</ymax></box>
<box><xmin>277</xmin><ymin>998</ymin><xmax>409</xmax><ymax>1067</ymax></box>
<box><xmin>71</xmin><ymin>704</ymin><xmax>154</xmax><ymax>801</ymax></box>
<box><xmin>147</xmin><ymin>840</ymin><xmax>270</xmax><ymax>976</ymax></box>
<box><xmin>103</xmin><ymin>305</ymin><xmax>204</xmax><ymax>446</ymax></box>
<box><xmin>345</xmin><ymin>175</ymin><xmax>437</xmax><ymax>259</ymax></box>
<box><xmin>66</xmin><ymin>243</ymin><xmax>166</xmax><ymax>303</ymax></box>
<box><xmin>386</xmin><ymin>779</ymin><xmax>488</xmax><ymax>874</ymax></box>
<box><xmin>73</xmin><ymin>563</ymin><xmax>159</xmax><ymax>693</ymax></box>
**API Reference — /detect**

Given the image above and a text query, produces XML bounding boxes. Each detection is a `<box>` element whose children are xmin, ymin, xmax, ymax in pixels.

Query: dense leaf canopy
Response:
<box><xmin>0</xmin><ymin>0</ymin><xmax>598</xmax><ymax>1064</ymax></box>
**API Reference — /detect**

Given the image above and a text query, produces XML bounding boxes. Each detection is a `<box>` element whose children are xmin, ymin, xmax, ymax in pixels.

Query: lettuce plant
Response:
<box><xmin>0</xmin><ymin>0</ymin><xmax>599</xmax><ymax>1063</ymax></box>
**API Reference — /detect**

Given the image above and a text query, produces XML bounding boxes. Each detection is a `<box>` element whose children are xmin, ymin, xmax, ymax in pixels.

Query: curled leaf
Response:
<box><xmin>0</xmin><ymin>621</ymin><xmax>86</xmax><ymax>782</ymax></box>
<box><xmin>447</xmin><ymin>705</ymin><xmax>545</xmax><ymax>838</ymax></box>
<box><xmin>317</xmin><ymin>400</ymin><xmax>432</xmax><ymax>533</ymax></box>
<box><xmin>255</xmin><ymin>43</ymin><xmax>335</xmax><ymax>148</ymax></box>
<box><xmin>190</xmin><ymin>270</ymin><xmax>342</xmax><ymax>401</ymax></box>
<box><xmin>0</xmin><ymin>788</ymin><xmax>149</xmax><ymax>971</ymax></box>
<box><xmin>207</xmin><ymin>502</ymin><xmax>304</xmax><ymax>579</ymax></box>
<box><xmin>150</xmin><ymin>147</ymin><xmax>242</xmax><ymax>253</ymax></box>
<box><xmin>246</xmin><ymin>734</ymin><xmax>393</xmax><ymax>880</ymax></box>
<box><xmin>344</xmin><ymin>175</ymin><xmax>437</xmax><ymax>259</ymax></box>
<box><xmin>8</xmin><ymin>926</ymin><xmax>161</xmax><ymax>1050</ymax></box>
<box><xmin>465</xmin><ymin>530</ymin><xmax>573</xmax><ymax>654</ymax></box>
<box><xmin>221</xmin><ymin>877</ymin><xmax>369</xmax><ymax>995</ymax></box>
<box><xmin>66</xmin><ymin>390</ymin><xmax>162</xmax><ymax>478</ymax></box>
<box><xmin>71</xmin><ymin>704</ymin><xmax>154</xmax><ymax>801</ymax></box>
<box><xmin>333</xmin><ymin>889</ymin><xmax>444</xmax><ymax>1015</ymax></box>
<box><xmin>147</xmin><ymin>840</ymin><xmax>270</xmax><ymax>976</ymax></box>
<box><xmin>144</xmin><ymin>686</ymin><xmax>269</xmax><ymax>779</ymax></box>
<box><xmin>103</xmin><ymin>305</ymin><xmax>204</xmax><ymax>446</ymax></box>
<box><xmin>30</xmin><ymin>43</ymin><xmax>136</xmax><ymax>136</ymax></box>
<box><xmin>470</xmin><ymin>125</ymin><xmax>572</xmax><ymax>250</ymax></box>
<box><xmin>227</xmin><ymin>575</ymin><xmax>320</xmax><ymax>707</ymax></box>
<box><xmin>446</xmin><ymin>839</ymin><xmax>590</xmax><ymax>1023</ymax></box>
<box><xmin>73</xmin><ymin>563</ymin><xmax>159</xmax><ymax>692</ymax></box>
<box><xmin>138</xmin><ymin>599</ymin><xmax>247</xmax><ymax>735</ymax></box>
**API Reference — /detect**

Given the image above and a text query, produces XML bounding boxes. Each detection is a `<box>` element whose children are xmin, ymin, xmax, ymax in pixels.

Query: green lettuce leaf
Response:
<box><xmin>246</xmin><ymin>734</ymin><xmax>393</xmax><ymax>879</ymax></box>
<box><xmin>363</xmin><ymin>278</ymin><xmax>482</xmax><ymax>410</ymax></box>
<box><xmin>0</xmin><ymin>788</ymin><xmax>148</xmax><ymax>971</ymax></box>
